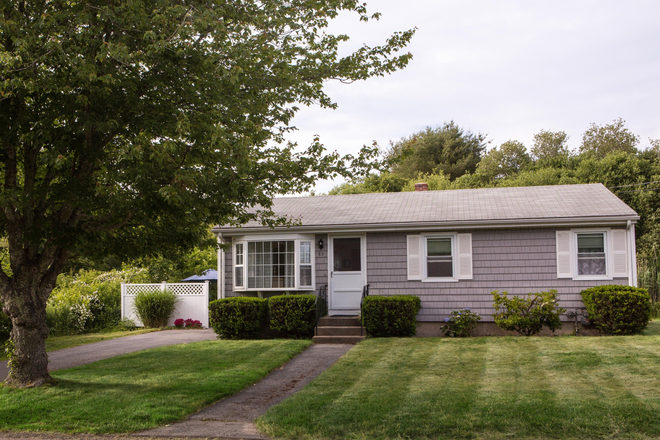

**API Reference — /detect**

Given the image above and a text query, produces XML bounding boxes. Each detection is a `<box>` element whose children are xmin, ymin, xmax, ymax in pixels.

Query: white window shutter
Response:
<box><xmin>556</xmin><ymin>231</ymin><xmax>573</xmax><ymax>278</ymax></box>
<box><xmin>407</xmin><ymin>235</ymin><xmax>422</xmax><ymax>280</ymax></box>
<box><xmin>610</xmin><ymin>229</ymin><xmax>628</xmax><ymax>278</ymax></box>
<box><xmin>456</xmin><ymin>233</ymin><xmax>473</xmax><ymax>280</ymax></box>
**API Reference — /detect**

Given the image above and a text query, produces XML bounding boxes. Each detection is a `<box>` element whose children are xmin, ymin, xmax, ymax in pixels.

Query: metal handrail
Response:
<box><xmin>315</xmin><ymin>284</ymin><xmax>328</xmax><ymax>337</ymax></box>
<box><xmin>360</xmin><ymin>284</ymin><xmax>370</xmax><ymax>336</ymax></box>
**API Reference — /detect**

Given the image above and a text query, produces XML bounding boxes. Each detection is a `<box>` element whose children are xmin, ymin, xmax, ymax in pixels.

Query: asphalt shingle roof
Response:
<box><xmin>217</xmin><ymin>184</ymin><xmax>638</xmax><ymax>231</ymax></box>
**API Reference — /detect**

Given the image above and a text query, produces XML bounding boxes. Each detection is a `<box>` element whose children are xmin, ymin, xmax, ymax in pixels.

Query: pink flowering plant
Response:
<box><xmin>184</xmin><ymin>319</ymin><xmax>202</xmax><ymax>329</ymax></box>
<box><xmin>174</xmin><ymin>318</ymin><xmax>185</xmax><ymax>328</ymax></box>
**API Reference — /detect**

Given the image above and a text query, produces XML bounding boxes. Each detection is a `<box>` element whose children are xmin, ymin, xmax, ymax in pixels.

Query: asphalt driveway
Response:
<box><xmin>0</xmin><ymin>329</ymin><xmax>217</xmax><ymax>382</ymax></box>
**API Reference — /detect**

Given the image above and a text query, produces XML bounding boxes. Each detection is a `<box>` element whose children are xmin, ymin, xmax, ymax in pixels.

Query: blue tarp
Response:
<box><xmin>181</xmin><ymin>269</ymin><xmax>218</xmax><ymax>282</ymax></box>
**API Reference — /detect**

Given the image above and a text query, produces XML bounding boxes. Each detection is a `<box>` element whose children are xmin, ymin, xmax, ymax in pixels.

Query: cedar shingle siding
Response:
<box><xmin>366</xmin><ymin>228</ymin><xmax>628</xmax><ymax>322</ymax></box>
<box><xmin>223</xmin><ymin>227</ymin><xmax>628</xmax><ymax>321</ymax></box>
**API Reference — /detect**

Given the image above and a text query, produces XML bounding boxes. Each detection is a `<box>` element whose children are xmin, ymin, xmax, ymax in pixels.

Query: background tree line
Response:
<box><xmin>329</xmin><ymin>118</ymin><xmax>660</xmax><ymax>307</ymax></box>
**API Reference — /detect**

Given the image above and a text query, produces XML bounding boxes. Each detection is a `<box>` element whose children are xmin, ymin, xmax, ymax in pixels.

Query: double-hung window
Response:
<box><xmin>233</xmin><ymin>236</ymin><xmax>315</xmax><ymax>291</ymax></box>
<box><xmin>556</xmin><ymin>229</ymin><xmax>629</xmax><ymax>280</ymax></box>
<box><xmin>234</xmin><ymin>243</ymin><xmax>244</xmax><ymax>288</ymax></box>
<box><xmin>407</xmin><ymin>233</ymin><xmax>473</xmax><ymax>281</ymax></box>
<box><xmin>299</xmin><ymin>241</ymin><xmax>313</xmax><ymax>287</ymax></box>
<box><xmin>426</xmin><ymin>237</ymin><xmax>454</xmax><ymax>279</ymax></box>
<box><xmin>576</xmin><ymin>233</ymin><xmax>606</xmax><ymax>276</ymax></box>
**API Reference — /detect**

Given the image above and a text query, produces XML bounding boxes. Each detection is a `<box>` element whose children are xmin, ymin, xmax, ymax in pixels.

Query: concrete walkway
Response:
<box><xmin>0</xmin><ymin>332</ymin><xmax>352</xmax><ymax>439</ymax></box>
<box><xmin>137</xmin><ymin>344</ymin><xmax>353</xmax><ymax>439</ymax></box>
<box><xmin>0</xmin><ymin>329</ymin><xmax>217</xmax><ymax>382</ymax></box>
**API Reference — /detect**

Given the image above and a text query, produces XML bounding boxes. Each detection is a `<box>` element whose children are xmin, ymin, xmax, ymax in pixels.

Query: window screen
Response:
<box><xmin>427</xmin><ymin>237</ymin><xmax>453</xmax><ymax>278</ymax></box>
<box><xmin>577</xmin><ymin>233</ymin><xmax>606</xmax><ymax>276</ymax></box>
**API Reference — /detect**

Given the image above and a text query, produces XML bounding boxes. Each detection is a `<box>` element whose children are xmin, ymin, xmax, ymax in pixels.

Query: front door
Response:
<box><xmin>329</xmin><ymin>235</ymin><xmax>365</xmax><ymax>312</ymax></box>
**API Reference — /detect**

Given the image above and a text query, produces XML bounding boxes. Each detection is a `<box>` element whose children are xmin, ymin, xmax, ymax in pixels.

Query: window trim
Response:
<box><xmin>234</xmin><ymin>243</ymin><xmax>244</xmax><ymax>288</ymax></box>
<box><xmin>572</xmin><ymin>229</ymin><xmax>612</xmax><ymax>281</ymax></box>
<box><xmin>299</xmin><ymin>241</ymin><xmax>313</xmax><ymax>288</ymax></box>
<box><xmin>232</xmin><ymin>234</ymin><xmax>316</xmax><ymax>292</ymax></box>
<box><xmin>421</xmin><ymin>233</ymin><xmax>459</xmax><ymax>283</ymax></box>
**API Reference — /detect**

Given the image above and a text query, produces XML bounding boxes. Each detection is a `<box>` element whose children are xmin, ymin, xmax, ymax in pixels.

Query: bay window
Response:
<box><xmin>233</xmin><ymin>235</ymin><xmax>315</xmax><ymax>291</ymax></box>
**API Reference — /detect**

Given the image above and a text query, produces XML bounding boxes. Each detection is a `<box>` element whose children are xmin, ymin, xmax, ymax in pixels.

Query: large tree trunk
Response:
<box><xmin>2</xmin><ymin>279</ymin><xmax>55</xmax><ymax>388</ymax></box>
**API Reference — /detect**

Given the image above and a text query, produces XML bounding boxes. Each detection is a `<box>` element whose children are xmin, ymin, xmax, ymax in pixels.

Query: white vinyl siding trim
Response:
<box><xmin>456</xmin><ymin>233</ymin><xmax>473</xmax><ymax>279</ymax></box>
<box><xmin>407</xmin><ymin>235</ymin><xmax>422</xmax><ymax>280</ymax></box>
<box><xmin>555</xmin><ymin>231</ymin><xmax>573</xmax><ymax>278</ymax></box>
<box><xmin>610</xmin><ymin>229</ymin><xmax>628</xmax><ymax>278</ymax></box>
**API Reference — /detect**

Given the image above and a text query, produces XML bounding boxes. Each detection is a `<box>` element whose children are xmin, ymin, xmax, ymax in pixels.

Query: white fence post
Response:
<box><xmin>204</xmin><ymin>281</ymin><xmax>210</xmax><ymax>328</ymax></box>
<box><xmin>120</xmin><ymin>283</ymin><xmax>125</xmax><ymax>323</ymax></box>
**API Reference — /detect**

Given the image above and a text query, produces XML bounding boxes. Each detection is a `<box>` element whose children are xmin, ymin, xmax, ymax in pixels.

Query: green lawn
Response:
<box><xmin>643</xmin><ymin>318</ymin><xmax>660</xmax><ymax>336</ymax></box>
<box><xmin>259</xmin><ymin>334</ymin><xmax>660</xmax><ymax>440</ymax></box>
<box><xmin>0</xmin><ymin>339</ymin><xmax>311</xmax><ymax>433</ymax></box>
<box><xmin>0</xmin><ymin>329</ymin><xmax>157</xmax><ymax>361</ymax></box>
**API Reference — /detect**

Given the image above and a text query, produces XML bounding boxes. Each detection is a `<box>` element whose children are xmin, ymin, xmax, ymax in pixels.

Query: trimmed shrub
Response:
<box><xmin>0</xmin><ymin>303</ymin><xmax>11</xmax><ymax>343</ymax></box>
<box><xmin>133</xmin><ymin>289</ymin><xmax>178</xmax><ymax>328</ymax></box>
<box><xmin>362</xmin><ymin>295</ymin><xmax>421</xmax><ymax>337</ymax></box>
<box><xmin>209</xmin><ymin>297</ymin><xmax>268</xmax><ymax>339</ymax></box>
<box><xmin>581</xmin><ymin>285</ymin><xmax>651</xmax><ymax>335</ymax></box>
<box><xmin>492</xmin><ymin>290</ymin><xmax>566</xmax><ymax>336</ymax></box>
<box><xmin>269</xmin><ymin>294</ymin><xmax>316</xmax><ymax>339</ymax></box>
<box><xmin>441</xmin><ymin>308</ymin><xmax>481</xmax><ymax>337</ymax></box>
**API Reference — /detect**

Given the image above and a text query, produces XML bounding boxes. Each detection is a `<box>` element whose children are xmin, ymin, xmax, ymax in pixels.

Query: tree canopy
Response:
<box><xmin>476</xmin><ymin>140</ymin><xmax>532</xmax><ymax>180</ymax></box>
<box><xmin>0</xmin><ymin>0</ymin><xmax>414</xmax><ymax>387</ymax></box>
<box><xmin>580</xmin><ymin>118</ymin><xmax>640</xmax><ymax>159</ymax></box>
<box><xmin>330</xmin><ymin>121</ymin><xmax>660</xmax><ymax>265</ymax></box>
<box><xmin>531</xmin><ymin>130</ymin><xmax>571</xmax><ymax>167</ymax></box>
<box><xmin>386</xmin><ymin>122</ymin><xmax>488</xmax><ymax>180</ymax></box>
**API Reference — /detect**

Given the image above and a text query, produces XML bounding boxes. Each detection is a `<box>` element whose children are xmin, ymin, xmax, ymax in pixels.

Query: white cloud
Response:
<box><xmin>283</xmin><ymin>0</ymin><xmax>660</xmax><ymax>193</ymax></box>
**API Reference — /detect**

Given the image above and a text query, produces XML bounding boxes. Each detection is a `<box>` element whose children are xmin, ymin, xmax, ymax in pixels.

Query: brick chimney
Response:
<box><xmin>414</xmin><ymin>182</ymin><xmax>428</xmax><ymax>192</ymax></box>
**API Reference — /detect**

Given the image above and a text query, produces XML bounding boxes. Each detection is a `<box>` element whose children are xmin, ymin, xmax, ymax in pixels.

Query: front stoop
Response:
<box><xmin>313</xmin><ymin>315</ymin><xmax>365</xmax><ymax>344</ymax></box>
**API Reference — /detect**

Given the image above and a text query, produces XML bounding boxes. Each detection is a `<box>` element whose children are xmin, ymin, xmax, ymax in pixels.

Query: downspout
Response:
<box><xmin>217</xmin><ymin>233</ymin><xmax>225</xmax><ymax>299</ymax></box>
<box><xmin>627</xmin><ymin>220</ymin><xmax>638</xmax><ymax>287</ymax></box>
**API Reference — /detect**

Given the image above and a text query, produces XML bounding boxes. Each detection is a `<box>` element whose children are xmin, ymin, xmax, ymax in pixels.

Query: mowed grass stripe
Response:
<box><xmin>259</xmin><ymin>335</ymin><xmax>660</xmax><ymax>440</ymax></box>
<box><xmin>542</xmin><ymin>336</ymin><xmax>660</xmax><ymax>437</ymax></box>
<box><xmin>390</xmin><ymin>338</ymin><xmax>489</xmax><ymax>439</ymax></box>
<box><xmin>467</xmin><ymin>338</ymin><xmax>561</xmax><ymax>436</ymax></box>
<box><xmin>0</xmin><ymin>339</ymin><xmax>311</xmax><ymax>433</ymax></box>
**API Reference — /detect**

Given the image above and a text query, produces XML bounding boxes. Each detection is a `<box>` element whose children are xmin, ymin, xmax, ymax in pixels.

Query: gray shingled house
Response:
<box><xmin>212</xmin><ymin>183</ymin><xmax>639</xmax><ymax>335</ymax></box>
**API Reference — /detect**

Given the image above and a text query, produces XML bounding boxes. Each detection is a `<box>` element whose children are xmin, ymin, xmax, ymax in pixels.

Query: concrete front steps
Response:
<box><xmin>313</xmin><ymin>316</ymin><xmax>365</xmax><ymax>344</ymax></box>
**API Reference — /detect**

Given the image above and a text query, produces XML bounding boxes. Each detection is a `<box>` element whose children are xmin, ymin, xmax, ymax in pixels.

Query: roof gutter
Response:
<box><xmin>213</xmin><ymin>215</ymin><xmax>639</xmax><ymax>237</ymax></box>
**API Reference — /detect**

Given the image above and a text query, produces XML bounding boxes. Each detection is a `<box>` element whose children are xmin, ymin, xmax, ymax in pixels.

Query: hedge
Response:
<box><xmin>581</xmin><ymin>285</ymin><xmax>651</xmax><ymax>335</ymax></box>
<box><xmin>269</xmin><ymin>294</ymin><xmax>316</xmax><ymax>339</ymax></box>
<box><xmin>209</xmin><ymin>297</ymin><xmax>268</xmax><ymax>339</ymax></box>
<box><xmin>362</xmin><ymin>295</ymin><xmax>421</xmax><ymax>337</ymax></box>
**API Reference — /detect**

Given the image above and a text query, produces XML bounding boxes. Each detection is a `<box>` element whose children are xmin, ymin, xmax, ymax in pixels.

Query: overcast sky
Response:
<box><xmin>284</xmin><ymin>0</ymin><xmax>660</xmax><ymax>193</ymax></box>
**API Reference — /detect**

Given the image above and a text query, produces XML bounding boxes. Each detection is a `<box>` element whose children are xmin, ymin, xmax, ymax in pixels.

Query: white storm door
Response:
<box><xmin>329</xmin><ymin>235</ymin><xmax>366</xmax><ymax>310</ymax></box>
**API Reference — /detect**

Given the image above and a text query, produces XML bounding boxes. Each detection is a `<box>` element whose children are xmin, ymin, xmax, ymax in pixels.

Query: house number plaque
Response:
<box><xmin>316</xmin><ymin>251</ymin><xmax>325</xmax><ymax>258</ymax></box>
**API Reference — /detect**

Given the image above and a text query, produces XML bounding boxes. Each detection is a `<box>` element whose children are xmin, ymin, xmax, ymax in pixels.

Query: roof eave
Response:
<box><xmin>213</xmin><ymin>214</ymin><xmax>640</xmax><ymax>236</ymax></box>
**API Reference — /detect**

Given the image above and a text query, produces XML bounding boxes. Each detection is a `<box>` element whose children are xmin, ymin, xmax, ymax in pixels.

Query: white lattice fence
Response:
<box><xmin>121</xmin><ymin>282</ymin><xmax>209</xmax><ymax>328</ymax></box>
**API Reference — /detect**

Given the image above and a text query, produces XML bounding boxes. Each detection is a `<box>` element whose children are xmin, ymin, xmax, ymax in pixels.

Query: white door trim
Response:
<box><xmin>328</xmin><ymin>234</ymin><xmax>367</xmax><ymax>314</ymax></box>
